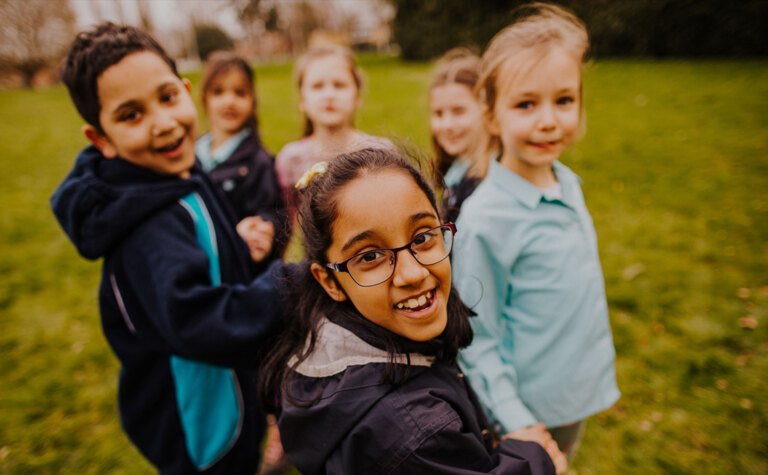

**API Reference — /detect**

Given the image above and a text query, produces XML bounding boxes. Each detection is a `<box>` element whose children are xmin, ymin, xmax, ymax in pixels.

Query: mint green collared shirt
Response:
<box><xmin>195</xmin><ymin>128</ymin><xmax>251</xmax><ymax>173</ymax></box>
<box><xmin>454</xmin><ymin>160</ymin><xmax>620</xmax><ymax>431</ymax></box>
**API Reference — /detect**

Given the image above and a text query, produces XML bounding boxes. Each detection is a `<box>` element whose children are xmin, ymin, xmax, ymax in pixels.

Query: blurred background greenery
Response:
<box><xmin>1</xmin><ymin>0</ymin><xmax>767</xmax><ymax>473</ymax></box>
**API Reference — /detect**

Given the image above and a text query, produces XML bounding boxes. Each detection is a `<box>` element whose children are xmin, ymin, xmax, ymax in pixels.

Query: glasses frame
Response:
<box><xmin>326</xmin><ymin>223</ymin><xmax>457</xmax><ymax>288</ymax></box>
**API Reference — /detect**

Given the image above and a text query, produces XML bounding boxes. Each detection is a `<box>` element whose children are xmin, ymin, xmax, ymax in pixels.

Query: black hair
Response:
<box><xmin>259</xmin><ymin>147</ymin><xmax>473</xmax><ymax>412</ymax></box>
<box><xmin>201</xmin><ymin>50</ymin><xmax>260</xmax><ymax>137</ymax></box>
<box><xmin>61</xmin><ymin>22</ymin><xmax>180</xmax><ymax>133</ymax></box>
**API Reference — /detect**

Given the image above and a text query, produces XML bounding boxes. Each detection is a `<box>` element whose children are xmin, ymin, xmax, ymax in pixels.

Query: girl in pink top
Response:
<box><xmin>275</xmin><ymin>45</ymin><xmax>392</xmax><ymax>218</ymax></box>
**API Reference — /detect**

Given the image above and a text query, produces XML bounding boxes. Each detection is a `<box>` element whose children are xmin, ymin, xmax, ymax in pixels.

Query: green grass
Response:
<box><xmin>1</xmin><ymin>55</ymin><xmax>766</xmax><ymax>473</ymax></box>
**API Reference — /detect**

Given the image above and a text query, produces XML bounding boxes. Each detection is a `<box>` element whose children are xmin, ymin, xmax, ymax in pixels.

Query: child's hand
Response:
<box><xmin>236</xmin><ymin>216</ymin><xmax>275</xmax><ymax>263</ymax></box>
<box><xmin>503</xmin><ymin>423</ymin><xmax>568</xmax><ymax>474</ymax></box>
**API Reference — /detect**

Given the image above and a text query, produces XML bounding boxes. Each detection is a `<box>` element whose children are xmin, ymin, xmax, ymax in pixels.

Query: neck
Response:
<box><xmin>500</xmin><ymin>153</ymin><xmax>558</xmax><ymax>188</ymax></box>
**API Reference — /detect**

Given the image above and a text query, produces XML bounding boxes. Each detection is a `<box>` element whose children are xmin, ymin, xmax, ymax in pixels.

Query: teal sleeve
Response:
<box><xmin>454</xmin><ymin>227</ymin><xmax>538</xmax><ymax>433</ymax></box>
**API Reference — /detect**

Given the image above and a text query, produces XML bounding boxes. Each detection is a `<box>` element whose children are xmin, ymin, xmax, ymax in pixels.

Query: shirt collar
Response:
<box><xmin>195</xmin><ymin>128</ymin><xmax>251</xmax><ymax>172</ymax></box>
<box><xmin>488</xmin><ymin>160</ymin><xmax>580</xmax><ymax>209</ymax></box>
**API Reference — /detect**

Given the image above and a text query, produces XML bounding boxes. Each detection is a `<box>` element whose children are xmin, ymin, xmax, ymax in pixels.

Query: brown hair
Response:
<box><xmin>201</xmin><ymin>50</ymin><xmax>259</xmax><ymax>134</ymax></box>
<box><xmin>293</xmin><ymin>45</ymin><xmax>364</xmax><ymax>137</ymax></box>
<box><xmin>429</xmin><ymin>47</ymin><xmax>495</xmax><ymax>181</ymax></box>
<box><xmin>479</xmin><ymin>3</ymin><xmax>589</xmax><ymax>121</ymax></box>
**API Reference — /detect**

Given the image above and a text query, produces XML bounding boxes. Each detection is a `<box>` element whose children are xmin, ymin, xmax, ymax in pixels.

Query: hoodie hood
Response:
<box><xmin>51</xmin><ymin>146</ymin><xmax>197</xmax><ymax>259</ymax></box>
<box><xmin>279</xmin><ymin>319</ymin><xmax>434</xmax><ymax>474</ymax></box>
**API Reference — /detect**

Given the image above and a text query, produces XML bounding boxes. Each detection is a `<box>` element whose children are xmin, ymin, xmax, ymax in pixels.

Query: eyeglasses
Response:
<box><xmin>326</xmin><ymin>223</ymin><xmax>456</xmax><ymax>287</ymax></box>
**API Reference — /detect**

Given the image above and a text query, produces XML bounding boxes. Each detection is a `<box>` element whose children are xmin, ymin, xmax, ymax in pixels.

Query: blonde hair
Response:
<box><xmin>479</xmin><ymin>3</ymin><xmax>589</xmax><ymax>115</ymax></box>
<box><xmin>293</xmin><ymin>45</ymin><xmax>364</xmax><ymax>136</ymax></box>
<box><xmin>430</xmin><ymin>48</ymin><xmax>495</xmax><ymax>180</ymax></box>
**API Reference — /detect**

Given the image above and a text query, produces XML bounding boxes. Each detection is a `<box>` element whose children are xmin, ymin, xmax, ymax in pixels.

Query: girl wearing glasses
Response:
<box><xmin>259</xmin><ymin>148</ymin><xmax>561</xmax><ymax>474</ymax></box>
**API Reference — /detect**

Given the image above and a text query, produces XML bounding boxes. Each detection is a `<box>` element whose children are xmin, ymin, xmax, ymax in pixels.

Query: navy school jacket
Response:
<box><xmin>279</xmin><ymin>315</ymin><xmax>556</xmax><ymax>475</ymax></box>
<box><xmin>50</xmin><ymin>146</ymin><xmax>285</xmax><ymax>474</ymax></box>
<box><xmin>205</xmin><ymin>130</ymin><xmax>290</xmax><ymax>262</ymax></box>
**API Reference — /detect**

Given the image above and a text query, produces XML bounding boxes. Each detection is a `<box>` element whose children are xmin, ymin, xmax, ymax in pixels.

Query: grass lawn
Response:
<box><xmin>0</xmin><ymin>55</ymin><xmax>766</xmax><ymax>473</ymax></box>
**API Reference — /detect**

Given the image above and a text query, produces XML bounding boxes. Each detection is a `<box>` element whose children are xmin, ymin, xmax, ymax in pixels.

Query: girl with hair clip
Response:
<box><xmin>260</xmin><ymin>148</ymin><xmax>564</xmax><ymax>474</ymax></box>
<box><xmin>196</xmin><ymin>51</ymin><xmax>288</xmax><ymax>268</ymax></box>
<box><xmin>274</xmin><ymin>45</ymin><xmax>392</xmax><ymax>221</ymax></box>
<box><xmin>453</xmin><ymin>3</ymin><xmax>620</xmax><ymax>464</ymax></box>
<box><xmin>430</xmin><ymin>47</ymin><xmax>498</xmax><ymax>224</ymax></box>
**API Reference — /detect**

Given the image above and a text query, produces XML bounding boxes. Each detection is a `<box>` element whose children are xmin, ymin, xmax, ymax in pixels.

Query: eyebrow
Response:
<box><xmin>339</xmin><ymin>211</ymin><xmax>438</xmax><ymax>253</ymax></box>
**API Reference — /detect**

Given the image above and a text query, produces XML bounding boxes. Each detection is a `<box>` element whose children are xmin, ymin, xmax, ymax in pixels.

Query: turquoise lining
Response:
<box><xmin>171</xmin><ymin>192</ymin><xmax>242</xmax><ymax>470</ymax></box>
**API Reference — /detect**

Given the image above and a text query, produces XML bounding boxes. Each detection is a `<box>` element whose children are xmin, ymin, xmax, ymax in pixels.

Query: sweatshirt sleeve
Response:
<box><xmin>109</xmin><ymin>203</ymin><xmax>286</xmax><ymax>368</ymax></box>
<box><xmin>454</xmin><ymin>224</ymin><xmax>538</xmax><ymax>432</ymax></box>
<box><xmin>245</xmin><ymin>152</ymin><xmax>291</xmax><ymax>258</ymax></box>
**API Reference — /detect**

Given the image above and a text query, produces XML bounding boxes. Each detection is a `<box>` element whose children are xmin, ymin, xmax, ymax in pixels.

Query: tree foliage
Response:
<box><xmin>392</xmin><ymin>0</ymin><xmax>768</xmax><ymax>60</ymax></box>
<box><xmin>0</xmin><ymin>0</ymin><xmax>76</xmax><ymax>87</ymax></box>
<box><xmin>195</xmin><ymin>24</ymin><xmax>235</xmax><ymax>61</ymax></box>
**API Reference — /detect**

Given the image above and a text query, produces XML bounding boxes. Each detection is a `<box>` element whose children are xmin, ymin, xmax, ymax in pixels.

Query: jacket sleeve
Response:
<box><xmin>453</xmin><ymin>224</ymin><xmax>538</xmax><ymax>433</ymax></box>
<box><xmin>394</xmin><ymin>418</ymin><xmax>555</xmax><ymax>475</ymax></box>
<box><xmin>110</xmin><ymin>203</ymin><xmax>286</xmax><ymax>367</ymax></box>
<box><xmin>245</xmin><ymin>152</ymin><xmax>291</xmax><ymax>258</ymax></box>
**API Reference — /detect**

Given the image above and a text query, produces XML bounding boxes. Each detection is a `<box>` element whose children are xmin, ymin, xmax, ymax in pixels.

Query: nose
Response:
<box><xmin>152</xmin><ymin>109</ymin><xmax>176</xmax><ymax>136</ymax></box>
<box><xmin>391</xmin><ymin>248</ymin><xmax>429</xmax><ymax>287</ymax></box>
<box><xmin>537</xmin><ymin>103</ymin><xmax>557</xmax><ymax>131</ymax></box>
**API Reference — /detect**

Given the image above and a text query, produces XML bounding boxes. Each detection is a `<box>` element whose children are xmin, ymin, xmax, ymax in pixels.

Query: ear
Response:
<box><xmin>82</xmin><ymin>124</ymin><xmax>118</xmax><ymax>159</ymax></box>
<box><xmin>310</xmin><ymin>262</ymin><xmax>348</xmax><ymax>302</ymax></box>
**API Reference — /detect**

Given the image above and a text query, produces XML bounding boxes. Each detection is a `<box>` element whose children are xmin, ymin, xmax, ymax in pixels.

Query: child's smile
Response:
<box><xmin>90</xmin><ymin>51</ymin><xmax>198</xmax><ymax>178</ymax></box>
<box><xmin>314</xmin><ymin>169</ymin><xmax>452</xmax><ymax>342</ymax></box>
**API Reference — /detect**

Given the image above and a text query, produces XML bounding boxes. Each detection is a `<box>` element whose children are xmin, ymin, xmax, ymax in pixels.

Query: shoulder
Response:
<box><xmin>276</xmin><ymin>139</ymin><xmax>310</xmax><ymax>162</ymax></box>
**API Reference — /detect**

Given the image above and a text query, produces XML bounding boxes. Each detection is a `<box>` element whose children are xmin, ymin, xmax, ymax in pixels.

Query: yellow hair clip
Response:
<box><xmin>295</xmin><ymin>161</ymin><xmax>328</xmax><ymax>189</ymax></box>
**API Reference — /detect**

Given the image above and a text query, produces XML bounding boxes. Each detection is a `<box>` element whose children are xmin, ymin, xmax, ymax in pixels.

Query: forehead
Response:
<box><xmin>97</xmin><ymin>51</ymin><xmax>180</xmax><ymax>106</ymax></box>
<box><xmin>210</xmin><ymin>67</ymin><xmax>250</xmax><ymax>87</ymax></box>
<box><xmin>303</xmin><ymin>55</ymin><xmax>355</xmax><ymax>83</ymax></box>
<box><xmin>331</xmin><ymin>169</ymin><xmax>436</xmax><ymax>246</ymax></box>
<box><xmin>431</xmin><ymin>83</ymin><xmax>479</xmax><ymax>108</ymax></box>
<box><xmin>496</xmin><ymin>47</ymin><xmax>581</xmax><ymax>97</ymax></box>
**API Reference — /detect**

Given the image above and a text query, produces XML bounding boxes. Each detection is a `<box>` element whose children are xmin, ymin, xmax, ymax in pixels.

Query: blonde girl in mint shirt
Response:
<box><xmin>453</xmin><ymin>3</ymin><xmax>619</xmax><ymax>462</ymax></box>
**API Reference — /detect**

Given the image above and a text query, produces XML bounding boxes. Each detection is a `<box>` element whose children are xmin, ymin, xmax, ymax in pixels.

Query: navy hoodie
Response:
<box><xmin>51</xmin><ymin>146</ymin><xmax>284</xmax><ymax>474</ymax></box>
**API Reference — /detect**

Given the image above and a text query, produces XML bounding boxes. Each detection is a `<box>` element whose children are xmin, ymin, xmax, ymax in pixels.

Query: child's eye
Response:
<box><xmin>351</xmin><ymin>250</ymin><xmax>389</xmax><ymax>268</ymax></box>
<box><xmin>235</xmin><ymin>89</ymin><xmax>249</xmax><ymax>98</ymax></box>
<box><xmin>334</xmin><ymin>81</ymin><xmax>349</xmax><ymax>89</ymax></box>
<box><xmin>515</xmin><ymin>100</ymin><xmax>534</xmax><ymax>110</ymax></box>
<box><xmin>161</xmin><ymin>91</ymin><xmax>178</xmax><ymax>103</ymax></box>
<box><xmin>557</xmin><ymin>96</ymin><xmax>575</xmax><ymax>106</ymax></box>
<box><xmin>411</xmin><ymin>230</ymin><xmax>437</xmax><ymax>250</ymax></box>
<box><xmin>118</xmin><ymin>110</ymin><xmax>141</xmax><ymax>122</ymax></box>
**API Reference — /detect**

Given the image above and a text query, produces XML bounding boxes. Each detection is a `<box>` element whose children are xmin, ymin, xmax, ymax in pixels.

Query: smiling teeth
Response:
<box><xmin>397</xmin><ymin>291</ymin><xmax>432</xmax><ymax>310</ymax></box>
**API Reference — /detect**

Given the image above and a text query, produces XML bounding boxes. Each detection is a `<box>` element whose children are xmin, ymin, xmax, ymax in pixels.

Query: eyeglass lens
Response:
<box><xmin>347</xmin><ymin>226</ymin><xmax>454</xmax><ymax>287</ymax></box>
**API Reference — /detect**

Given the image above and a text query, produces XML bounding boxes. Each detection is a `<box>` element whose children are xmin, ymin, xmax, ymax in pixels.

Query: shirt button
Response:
<box><xmin>457</xmin><ymin>372</ymin><xmax>465</xmax><ymax>380</ymax></box>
